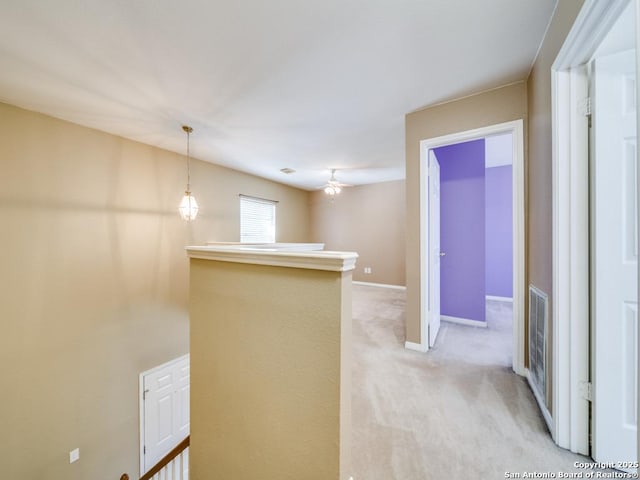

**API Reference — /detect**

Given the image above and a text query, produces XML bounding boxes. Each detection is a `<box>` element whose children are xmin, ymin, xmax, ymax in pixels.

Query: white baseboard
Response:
<box><xmin>353</xmin><ymin>281</ymin><xmax>406</xmax><ymax>290</ymax></box>
<box><xmin>486</xmin><ymin>295</ymin><xmax>513</xmax><ymax>303</ymax></box>
<box><xmin>525</xmin><ymin>369</ymin><xmax>554</xmax><ymax>437</ymax></box>
<box><xmin>441</xmin><ymin>315</ymin><xmax>487</xmax><ymax>328</ymax></box>
<box><xmin>404</xmin><ymin>341</ymin><xmax>428</xmax><ymax>352</ymax></box>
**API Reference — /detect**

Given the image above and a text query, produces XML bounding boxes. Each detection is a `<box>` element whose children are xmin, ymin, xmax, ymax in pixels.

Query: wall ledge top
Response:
<box><xmin>186</xmin><ymin>245</ymin><xmax>358</xmax><ymax>272</ymax></box>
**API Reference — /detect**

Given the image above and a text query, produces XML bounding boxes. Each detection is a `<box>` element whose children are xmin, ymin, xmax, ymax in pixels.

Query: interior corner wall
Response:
<box><xmin>527</xmin><ymin>0</ymin><xmax>585</xmax><ymax>410</ymax></box>
<box><xmin>405</xmin><ymin>82</ymin><xmax>527</xmax><ymax>344</ymax></box>
<box><xmin>434</xmin><ymin>140</ymin><xmax>486</xmax><ymax>323</ymax></box>
<box><xmin>309</xmin><ymin>180</ymin><xmax>406</xmax><ymax>286</ymax></box>
<box><xmin>0</xmin><ymin>101</ymin><xmax>310</xmax><ymax>480</ymax></box>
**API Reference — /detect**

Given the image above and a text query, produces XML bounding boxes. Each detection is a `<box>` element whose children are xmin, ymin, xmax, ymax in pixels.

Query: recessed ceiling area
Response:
<box><xmin>0</xmin><ymin>0</ymin><xmax>557</xmax><ymax>190</ymax></box>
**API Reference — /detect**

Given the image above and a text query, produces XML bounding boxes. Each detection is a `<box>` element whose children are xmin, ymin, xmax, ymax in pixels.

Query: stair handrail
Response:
<box><xmin>120</xmin><ymin>434</ymin><xmax>190</xmax><ymax>480</ymax></box>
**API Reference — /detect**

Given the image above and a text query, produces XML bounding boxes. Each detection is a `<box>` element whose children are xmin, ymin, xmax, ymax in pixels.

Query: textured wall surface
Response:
<box><xmin>310</xmin><ymin>180</ymin><xmax>405</xmax><ymax>286</ymax></box>
<box><xmin>0</xmin><ymin>101</ymin><xmax>310</xmax><ymax>480</ymax></box>
<box><xmin>189</xmin><ymin>259</ymin><xmax>352</xmax><ymax>480</ymax></box>
<box><xmin>527</xmin><ymin>0</ymin><xmax>585</xmax><ymax>410</ymax></box>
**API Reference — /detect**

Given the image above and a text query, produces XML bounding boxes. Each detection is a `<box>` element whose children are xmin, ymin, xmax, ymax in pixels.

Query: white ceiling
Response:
<box><xmin>0</xmin><ymin>0</ymin><xmax>557</xmax><ymax>190</ymax></box>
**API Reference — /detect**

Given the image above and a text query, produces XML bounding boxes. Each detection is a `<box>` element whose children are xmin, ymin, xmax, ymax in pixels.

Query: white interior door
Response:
<box><xmin>429</xmin><ymin>150</ymin><xmax>442</xmax><ymax>347</ymax></box>
<box><xmin>142</xmin><ymin>355</ymin><xmax>190</xmax><ymax>474</ymax></box>
<box><xmin>592</xmin><ymin>48</ymin><xmax>638</xmax><ymax>467</ymax></box>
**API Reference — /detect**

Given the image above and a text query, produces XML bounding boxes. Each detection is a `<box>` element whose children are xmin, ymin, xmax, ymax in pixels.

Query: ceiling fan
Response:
<box><xmin>321</xmin><ymin>169</ymin><xmax>352</xmax><ymax>196</ymax></box>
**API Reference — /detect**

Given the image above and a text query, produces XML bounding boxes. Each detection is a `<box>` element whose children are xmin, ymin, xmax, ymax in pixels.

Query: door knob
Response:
<box><xmin>439</xmin><ymin>252</ymin><xmax>446</xmax><ymax>257</ymax></box>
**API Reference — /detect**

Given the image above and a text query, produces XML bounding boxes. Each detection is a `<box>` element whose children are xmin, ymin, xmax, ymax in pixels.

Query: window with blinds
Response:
<box><xmin>240</xmin><ymin>195</ymin><xmax>277</xmax><ymax>243</ymax></box>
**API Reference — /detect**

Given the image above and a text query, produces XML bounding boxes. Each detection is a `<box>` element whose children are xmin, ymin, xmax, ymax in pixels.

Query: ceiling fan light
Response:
<box><xmin>334</xmin><ymin>186</ymin><xmax>342</xmax><ymax>194</ymax></box>
<box><xmin>324</xmin><ymin>186</ymin><xmax>335</xmax><ymax>195</ymax></box>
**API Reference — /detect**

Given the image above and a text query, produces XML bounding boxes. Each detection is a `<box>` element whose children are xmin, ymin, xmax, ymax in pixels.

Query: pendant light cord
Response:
<box><xmin>183</xmin><ymin>125</ymin><xmax>193</xmax><ymax>193</ymax></box>
<box><xmin>186</xmin><ymin>129</ymin><xmax>191</xmax><ymax>193</ymax></box>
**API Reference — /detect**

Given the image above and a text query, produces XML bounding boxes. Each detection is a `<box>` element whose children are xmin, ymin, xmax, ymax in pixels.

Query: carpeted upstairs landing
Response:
<box><xmin>351</xmin><ymin>284</ymin><xmax>593</xmax><ymax>480</ymax></box>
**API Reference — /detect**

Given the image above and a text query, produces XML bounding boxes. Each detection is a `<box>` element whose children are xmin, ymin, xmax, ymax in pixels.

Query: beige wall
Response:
<box><xmin>405</xmin><ymin>82</ymin><xmax>528</xmax><ymax>343</ymax></box>
<box><xmin>190</xmin><ymin>259</ymin><xmax>351</xmax><ymax>479</ymax></box>
<box><xmin>528</xmin><ymin>0</ymin><xmax>585</xmax><ymax>303</ymax></box>
<box><xmin>527</xmin><ymin>0</ymin><xmax>585</xmax><ymax>408</ymax></box>
<box><xmin>0</xmin><ymin>102</ymin><xmax>310</xmax><ymax>480</ymax></box>
<box><xmin>310</xmin><ymin>180</ymin><xmax>405</xmax><ymax>286</ymax></box>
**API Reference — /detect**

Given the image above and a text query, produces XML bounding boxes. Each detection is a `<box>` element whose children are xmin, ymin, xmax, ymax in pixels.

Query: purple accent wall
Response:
<box><xmin>434</xmin><ymin>139</ymin><xmax>486</xmax><ymax>323</ymax></box>
<box><xmin>485</xmin><ymin>166</ymin><xmax>513</xmax><ymax>298</ymax></box>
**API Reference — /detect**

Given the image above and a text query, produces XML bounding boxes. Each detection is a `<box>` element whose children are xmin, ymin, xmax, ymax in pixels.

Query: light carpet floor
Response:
<box><xmin>351</xmin><ymin>284</ymin><xmax>593</xmax><ymax>480</ymax></box>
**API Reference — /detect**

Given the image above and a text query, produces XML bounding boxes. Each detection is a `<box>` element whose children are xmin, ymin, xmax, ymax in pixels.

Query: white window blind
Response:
<box><xmin>240</xmin><ymin>195</ymin><xmax>277</xmax><ymax>243</ymax></box>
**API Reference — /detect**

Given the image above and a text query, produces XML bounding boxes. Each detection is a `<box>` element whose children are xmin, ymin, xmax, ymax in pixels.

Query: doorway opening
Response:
<box><xmin>428</xmin><ymin>134</ymin><xmax>515</xmax><ymax>366</ymax></box>
<box><xmin>415</xmin><ymin>119</ymin><xmax>526</xmax><ymax>377</ymax></box>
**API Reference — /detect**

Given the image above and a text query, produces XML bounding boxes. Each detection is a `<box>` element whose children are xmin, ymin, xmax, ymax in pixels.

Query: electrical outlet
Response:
<box><xmin>69</xmin><ymin>448</ymin><xmax>79</xmax><ymax>464</ymax></box>
<box><xmin>364</xmin><ymin>267</ymin><xmax>372</xmax><ymax>274</ymax></box>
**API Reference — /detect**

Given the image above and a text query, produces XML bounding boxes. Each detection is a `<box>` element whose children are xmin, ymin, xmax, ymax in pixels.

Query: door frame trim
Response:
<box><xmin>551</xmin><ymin>0</ymin><xmax>635</xmax><ymax>455</ymax></box>
<box><xmin>413</xmin><ymin>119</ymin><xmax>525</xmax><ymax>377</ymax></box>
<box><xmin>427</xmin><ymin>149</ymin><xmax>441</xmax><ymax>348</ymax></box>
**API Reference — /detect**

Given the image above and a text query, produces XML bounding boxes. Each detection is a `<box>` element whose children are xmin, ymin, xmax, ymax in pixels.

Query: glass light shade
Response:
<box><xmin>178</xmin><ymin>192</ymin><xmax>199</xmax><ymax>221</ymax></box>
<box><xmin>324</xmin><ymin>185</ymin><xmax>341</xmax><ymax>196</ymax></box>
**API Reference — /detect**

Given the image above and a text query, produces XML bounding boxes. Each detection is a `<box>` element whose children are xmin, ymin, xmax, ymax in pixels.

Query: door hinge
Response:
<box><xmin>579</xmin><ymin>96</ymin><xmax>592</xmax><ymax>117</ymax></box>
<box><xmin>143</xmin><ymin>388</ymin><xmax>150</xmax><ymax>400</ymax></box>
<box><xmin>144</xmin><ymin>445</ymin><xmax>146</xmax><ymax>454</ymax></box>
<box><xmin>580</xmin><ymin>96</ymin><xmax>592</xmax><ymax>128</ymax></box>
<box><xmin>579</xmin><ymin>381</ymin><xmax>593</xmax><ymax>402</ymax></box>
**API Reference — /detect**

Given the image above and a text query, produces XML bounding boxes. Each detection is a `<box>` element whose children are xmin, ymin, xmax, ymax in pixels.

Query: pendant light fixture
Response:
<box><xmin>178</xmin><ymin>125</ymin><xmax>199</xmax><ymax>221</ymax></box>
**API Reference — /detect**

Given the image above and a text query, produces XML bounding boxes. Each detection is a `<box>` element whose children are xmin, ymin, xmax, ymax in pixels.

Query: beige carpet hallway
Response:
<box><xmin>351</xmin><ymin>284</ymin><xmax>591</xmax><ymax>480</ymax></box>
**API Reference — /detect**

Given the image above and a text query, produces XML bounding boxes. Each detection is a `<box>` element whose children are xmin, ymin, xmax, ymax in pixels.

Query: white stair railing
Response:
<box><xmin>121</xmin><ymin>435</ymin><xmax>189</xmax><ymax>480</ymax></box>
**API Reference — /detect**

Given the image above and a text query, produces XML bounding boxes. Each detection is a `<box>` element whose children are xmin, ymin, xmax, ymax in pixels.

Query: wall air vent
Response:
<box><xmin>528</xmin><ymin>285</ymin><xmax>548</xmax><ymax>401</ymax></box>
